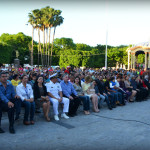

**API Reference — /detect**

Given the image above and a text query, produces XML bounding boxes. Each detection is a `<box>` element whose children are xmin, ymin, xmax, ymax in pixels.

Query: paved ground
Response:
<box><xmin>1</xmin><ymin>99</ymin><xmax>150</xmax><ymax>150</ymax></box>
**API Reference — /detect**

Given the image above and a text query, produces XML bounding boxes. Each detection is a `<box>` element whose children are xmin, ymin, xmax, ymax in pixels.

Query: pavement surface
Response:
<box><xmin>1</xmin><ymin>99</ymin><xmax>150</xmax><ymax>150</ymax></box>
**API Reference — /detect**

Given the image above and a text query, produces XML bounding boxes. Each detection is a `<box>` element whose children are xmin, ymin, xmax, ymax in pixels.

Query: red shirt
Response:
<box><xmin>64</xmin><ymin>69</ymin><xmax>70</xmax><ymax>74</ymax></box>
<box><xmin>140</xmin><ymin>70</ymin><xmax>145</xmax><ymax>76</ymax></box>
<box><xmin>18</xmin><ymin>67</ymin><xmax>23</xmax><ymax>71</ymax></box>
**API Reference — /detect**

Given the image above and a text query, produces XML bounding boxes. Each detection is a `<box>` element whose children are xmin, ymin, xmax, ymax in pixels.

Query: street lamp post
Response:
<box><xmin>105</xmin><ymin>0</ymin><xmax>108</xmax><ymax>70</ymax></box>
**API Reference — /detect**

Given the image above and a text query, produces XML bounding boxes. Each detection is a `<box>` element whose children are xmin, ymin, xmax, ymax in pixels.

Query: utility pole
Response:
<box><xmin>105</xmin><ymin>0</ymin><xmax>108</xmax><ymax>70</ymax></box>
<box><xmin>31</xmin><ymin>25</ymin><xmax>34</xmax><ymax>66</ymax></box>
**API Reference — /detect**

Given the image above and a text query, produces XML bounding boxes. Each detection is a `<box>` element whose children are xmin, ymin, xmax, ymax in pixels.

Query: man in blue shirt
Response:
<box><xmin>0</xmin><ymin>72</ymin><xmax>16</xmax><ymax>134</ymax></box>
<box><xmin>60</xmin><ymin>74</ymin><xmax>81</xmax><ymax>117</ymax></box>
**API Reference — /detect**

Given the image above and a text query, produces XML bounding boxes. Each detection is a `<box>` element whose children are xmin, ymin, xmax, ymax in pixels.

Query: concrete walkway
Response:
<box><xmin>1</xmin><ymin>99</ymin><xmax>150</xmax><ymax>150</ymax></box>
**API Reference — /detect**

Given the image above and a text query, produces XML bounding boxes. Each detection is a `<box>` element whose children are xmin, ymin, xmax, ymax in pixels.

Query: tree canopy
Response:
<box><xmin>0</xmin><ymin>32</ymin><xmax>130</xmax><ymax>68</ymax></box>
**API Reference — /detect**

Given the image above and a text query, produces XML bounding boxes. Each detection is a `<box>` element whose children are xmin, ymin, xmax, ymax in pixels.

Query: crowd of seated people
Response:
<box><xmin>0</xmin><ymin>66</ymin><xmax>150</xmax><ymax>134</ymax></box>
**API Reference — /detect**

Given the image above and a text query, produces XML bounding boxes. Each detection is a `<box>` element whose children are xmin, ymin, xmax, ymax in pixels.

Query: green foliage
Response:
<box><xmin>59</xmin><ymin>50</ymin><xmax>82</xmax><ymax>68</ymax></box>
<box><xmin>107</xmin><ymin>46</ymin><xmax>128</xmax><ymax>67</ymax></box>
<box><xmin>0</xmin><ymin>32</ymin><xmax>37</xmax><ymax>65</ymax></box>
<box><xmin>0</xmin><ymin>31</ymin><xmax>130</xmax><ymax>68</ymax></box>
<box><xmin>90</xmin><ymin>49</ymin><xmax>105</xmax><ymax>68</ymax></box>
<box><xmin>51</xmin><ymin>45</ymin><xmax>61</xmax><ymax>65</ymax></box>
<box><xmin>81</xmin><ymin>51</ymin><xmax>91</xmax><ymax>67</ymax></box>
<box><xmin>76</xmin><ymin>43</ymin><xmax>92</xmax><ymax>51</ymax></box>
<box><xmin>137</xmin><ymin>54</ymin><xmax>145</xmax><ymax>64</ymax></box>
<box><xmin>54</xmin><ymin>38</ymin><xmax>76</xmax><ymax>50</ymax></box>
<box><xmin>0</xmin><ymin>42</ymin><xmax>12</xmax><ymax>64</ymax></box>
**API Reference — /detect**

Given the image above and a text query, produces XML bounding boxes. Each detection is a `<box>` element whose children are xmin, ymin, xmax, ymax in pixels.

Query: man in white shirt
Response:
<box><xmin>16</xmin><ymin>75</ymin><xmax>35</xmax><ymax>125</ymax></box>
<box><xmin>46</xmin><ymin>73</ymin><xmax>69</xmax><ymax>121</ymax></box>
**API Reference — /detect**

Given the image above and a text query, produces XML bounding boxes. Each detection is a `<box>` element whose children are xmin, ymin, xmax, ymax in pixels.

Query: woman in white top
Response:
<box><xmin>82</xmin><ymin>76</ymin><xmax>99</xmax><ymax>113</ymax></box>
<box><xmin>16</xmin><ymin>75</ymin><xmax>35</xmax><ymax>125</ymax></box>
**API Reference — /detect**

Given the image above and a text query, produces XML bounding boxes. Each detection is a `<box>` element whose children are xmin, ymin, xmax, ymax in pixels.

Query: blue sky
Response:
<box><xmin>0</xmin><ymin>0</ymin><xmax>150</xmax><ymax>47</ymax></box>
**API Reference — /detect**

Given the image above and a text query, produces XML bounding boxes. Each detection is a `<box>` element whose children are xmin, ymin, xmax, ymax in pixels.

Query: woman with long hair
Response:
<box><xmin>33</xmin><ymin>76</ymin><xmax>50</xmax><ymax>122</ymax></box>
<box><xmin>73</xmin><ymin>76</ymin><xmax>90</xmax><ymax>115</ymax></box>
<box><xmin>124</xmin><ymin>75</ymin><xmax>137</xmax><ymax>102</ymax></box>
<box><xmin>82</xmin><ymin>76</ymin><xmax>99</xmax><ymax>113</ymax></box>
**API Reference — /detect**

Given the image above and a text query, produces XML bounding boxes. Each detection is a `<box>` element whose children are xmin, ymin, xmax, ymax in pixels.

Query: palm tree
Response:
<box><xmin>41</xmin><ymin>7</ymin><xmax>48</xmax><ymax>66</ymax></box>
<box><xmin>42</xmin><ymin>6</ymin><xmax>55</xmax><ymax>66</ymax></box>
<box><xmin>28</xmin><ymin>7</ymin><xmax>64</xmax><ymax>67</ymax></box>
<box><xmin>50</xmin><ymin>10</ymin><xmax>64</xmax><ymax>66</ymax></box>
<box><xmin>47</xmin><ymin>8</ymin><xmax>55</xmax><ymax>66</ymax></box>
<box><xmin>32</xmin><ymin>9</ymin><xmax>43</xmax><ymax>66</ymax></box>
<box><xmin>28</xmin><ymin>13</ymin><xmax>36</xmax><ymax>66</ymax></box>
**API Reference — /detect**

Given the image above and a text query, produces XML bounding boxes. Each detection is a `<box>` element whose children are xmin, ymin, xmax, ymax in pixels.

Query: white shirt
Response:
<box><xmin>16</xmin><ymin>83</ymin><xmax>34</xmax><ymax>101</ymax></box>
<box><xmin>115</xmin><ymin>80</ymin><xmax>120</xmax><ymax>87</ymax></box>
<box><xmin>110</xmin><ymin>81</ymin><xmax>120</xmax><ymax>89</ymax></box>
<box><xmin>46</xmin><ymin>81</ymin><xmax>62</xmax><ymax>98</ymax></box>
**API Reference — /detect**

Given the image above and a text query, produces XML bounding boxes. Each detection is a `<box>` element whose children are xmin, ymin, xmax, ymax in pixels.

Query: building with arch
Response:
<box><xmin>127</xmin><ymin>42</ymin><xmax>150</xmax><ymax>70</ymax></box>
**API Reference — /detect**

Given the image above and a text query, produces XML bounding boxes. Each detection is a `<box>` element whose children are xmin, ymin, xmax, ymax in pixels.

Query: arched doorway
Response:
<box><xmin>135</xmin><ymin>50</ymin><xmax>145</xmax><ymax>69</ymax></box>
<box><xmin>127</xmin><ymin>45</ymin><xmax>150</xmax><ymax>70</ymax></box>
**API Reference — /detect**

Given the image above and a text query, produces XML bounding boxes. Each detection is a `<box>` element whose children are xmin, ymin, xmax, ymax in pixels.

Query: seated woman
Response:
<box><xmin>130</xmin><ymin>75</ymin><xmax>143</xmax><ymax>102</ymax></box>
<box><xmin>16</xmin><ymin>75</ymin><xmax>35</xmax><ymax>125</ymax></box>
<box><xmin>82</xmin><ymin>76</ymin><xmax>99</xmax><ymax>113</ymax></box>
<box><xmin>119</xmin><ymin>76</ymin><xmax>132</xmax><ymax>102</ymax></box>
<box><xmin>33</xmin><ymin>76</ymin><xmax>51</xmax><ymax>122</ymax></box>
<box><xmin>73</xmin><ymin>76</ymin><xmax>90</xmax><ymax>115</ymax></box>
<box><xmin>124</xmin><ymin>75</ymin><xmax>137</xmax><ymax>102</ymax></box>
<box><xmin>136</xmin><ymin>75</ymin><xmax>149</xmax><ymax>100</ymax></box>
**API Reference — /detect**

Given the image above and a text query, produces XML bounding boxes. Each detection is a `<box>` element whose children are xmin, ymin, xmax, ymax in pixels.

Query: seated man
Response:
<box><xmin>60</xmin><ymin>74</ymin><xmax>81</xmax><ymax>117</ymax></box>
<box><xmin>104</xmin><ymin>76</ymin><xmax>117</xmax><ymax>108</ymax></box>
<box><xmin>46</xmin><ymin>73</ymin><xmax>69</xmax><ymax>121</ymax></box>
<box><xmin>94</xmin><ymin>79</ymin><xmax>113</xmax><ymax>110</ymax></box>
<box><xmin>0</xmin><ymin>72</ymin><xmax>16</xmax><ymax>134</ymax></box>
<box><xmin>109</xmin><ymin>77</ymin><xmax>124</xmax><ymax>105</ymax></box>
<box><xmin>16</xmin><ymin>75</ymin><xmax>35</xmax><ymax>125</ymax></box>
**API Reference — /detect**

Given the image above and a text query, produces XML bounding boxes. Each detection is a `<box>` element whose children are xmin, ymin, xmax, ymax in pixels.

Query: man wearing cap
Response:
<box><xmin>46</xmin><ymin>73</ymin><xmax>69</xmax><ymax>121</ymax></box>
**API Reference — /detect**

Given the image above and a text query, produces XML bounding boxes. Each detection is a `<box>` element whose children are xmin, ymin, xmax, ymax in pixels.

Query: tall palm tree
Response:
<box><xmin>28</xmin><ymin>13</ymin><xmax>36</xmax><ymax>66</ymax></box>
<box><xmin>50</xmin><ymin>11</ymin><xmax>64</xmax><ymax>66</ymax></box>
<box><xmin>28</xmin><ymin>7</ymin><xmax>64</xmax><ymax>67</ymax></box>
<box><xmin>47</xmin><ymin>8</ymin><xmax>55</xmax><ymax>66</ymax></box>
<box><xmin>42</xmin><ymin>6</ymin><xmax>55</xmax><ymax>66</ymax></box>
<box><xmin>32</xmin><ymin>9</ymin><xmax>43</xmax><ymax>66</ymax></box>
<box><xmin>41</xmin><ymin>7</ymin><xmax>48</xmax><ymax>66</ymax></box>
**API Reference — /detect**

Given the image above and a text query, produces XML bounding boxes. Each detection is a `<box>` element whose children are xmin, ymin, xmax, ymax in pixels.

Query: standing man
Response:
<box><xmin>46</xmin><ymin>73</ymin><xmax>69</xmax><ymax>121</ymax></box>
<box><xmin>0</xmin><ymin>72</ymin><xmax>16</xmax><ymax>134</ymax></box>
